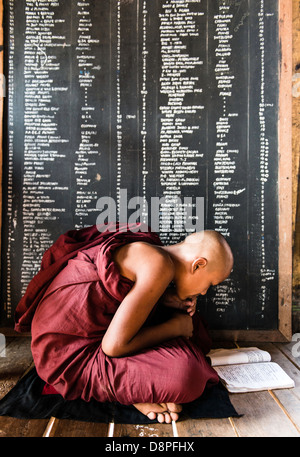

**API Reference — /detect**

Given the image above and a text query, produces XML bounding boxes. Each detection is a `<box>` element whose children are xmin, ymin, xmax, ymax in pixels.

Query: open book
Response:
<box><xmin>207</xmin><ymin>347</ymin><xmax>295</xmax><ymax>393</ymax></box>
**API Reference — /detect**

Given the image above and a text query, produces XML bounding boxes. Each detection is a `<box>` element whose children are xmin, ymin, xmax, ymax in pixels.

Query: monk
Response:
<box><xmin>14</xmin><ymin>223</ymin><xmax>233</xmax><ymax>424</ymax></box>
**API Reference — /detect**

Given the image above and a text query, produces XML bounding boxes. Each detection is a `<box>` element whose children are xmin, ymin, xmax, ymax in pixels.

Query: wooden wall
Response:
<box><xmin>292</xmin><ymin>0</ymin><xmax>300</xmax><ymax>332</ymax></box>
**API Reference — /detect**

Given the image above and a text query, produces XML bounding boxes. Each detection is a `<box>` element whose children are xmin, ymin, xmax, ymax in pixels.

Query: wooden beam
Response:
<box><xmin>292</xmin><ymin>0</ymin><xmax>300</xmax><ymax>327</ymax></box>
<box><xmin>278</xmin><ymin>0</ymin><xmax>293</xmax><ymax>341</ymax></box>
<box><xmin>292</xmin><ymin>0</ymin><xmax>300</xmax><ymax>237</ymax></box>
<box><xmin>210</xmin><ymin>329</ymin><xmax>290</xmax><ymax>343</ymax></box>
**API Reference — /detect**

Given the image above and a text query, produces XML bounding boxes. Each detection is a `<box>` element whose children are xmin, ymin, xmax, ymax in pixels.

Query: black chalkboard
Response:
<box><xmin>0</xmin><ymin>0</ymin><xmax>292</xmax><ymax>340</ymax></box>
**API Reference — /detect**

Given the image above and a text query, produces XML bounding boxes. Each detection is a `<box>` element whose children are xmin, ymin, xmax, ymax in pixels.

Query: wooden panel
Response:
<box><xmin>0</xmin><ymin>337</ymin><xmax>33</xmax><ymax>399</ymax></box>
<box><xmin>47</xmin><ymin>418</ymin><xmax>108</xmax><ymax>437</ymax></box>
<box><xmin>278</xmin><ymin>0</ymin><xmax>293</xmax><ymax>341</ymax></box>
<box><xmin>211</xmin><ymin>329</ymin><xmax>290</xmax><ymax>343</ymax></box>
<box><xmin>0</xmin><ymin>337</ymin><xmax>46</xmax><ymax>437</ymax></box>
<box><xmin>230</xmin><ymin>390</ymin><xmax>299</xmax><ymax>437</ymax></box>
<box><xmin>267</xmin><ymin>343</ymin><xmax>300</xmax><ymax>432</ymax></box>
<box><xmin>292</xmin><ymin>0</ymin><xmax>300</xmax><ymax>237</ymax></box>
<box><xmin>292</xmin><ymin>0</ymin><xmax>300</xmax><ymax>332</ymax></box>
<box><xmin>114</xmin><ymin>422</ymin><xmax>173</xmax><ymax>437</ymax></box>
<box><xmin>0</xmin><ymin>416</ymin><xmax>48</xmax><ymax>437</ymax></box>
<box><xmin>227</xmin><ymin>341</ymin><xmax>300</xmax><ymax>437</ymax></box>
<box><xmin>0</xmin><ymin>337</ymin><xmax>298</xmax><ymax>437</ymax></box>
<box><xmin>176</xmin><ymin>417</ymin><xmax>237</xmax><ymax>438</ymax></box>
<box><xmin>0</xmin><ymin>328</ymin><xmax>31</xmax><ymax>337</ymax></box>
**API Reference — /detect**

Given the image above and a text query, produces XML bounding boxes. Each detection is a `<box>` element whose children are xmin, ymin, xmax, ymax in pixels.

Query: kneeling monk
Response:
<box><xmin>14</xmin><ymin>223</ymin><xmax>233</xmax><ymax>423</ymax></box>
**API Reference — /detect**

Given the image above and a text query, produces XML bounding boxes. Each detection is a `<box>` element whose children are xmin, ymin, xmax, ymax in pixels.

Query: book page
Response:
<box><xmin>207</xmin><ymin>347</ymin><xmax>271</xmax><ymax>367</ymax></box>
<box><xmin>215</xmin><ymin>362</ymin><xmax>295</xmax><ymax>393</ymax></box>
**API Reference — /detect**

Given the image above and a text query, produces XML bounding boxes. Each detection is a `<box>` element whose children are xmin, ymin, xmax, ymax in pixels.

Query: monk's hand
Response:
<box><xmin>184</xmin><ymin>296</ymin><xmax>197</xmax><ymax>317</ymax></box>
<box><xmin>161</xmin><ymin>289</ymin><xmax>197</xmax><ymax>316</ymax></box>
<box><xmin>170</xmin><ymin>311</ymin><xmax>194</xmax><ymax>339</ymax></box>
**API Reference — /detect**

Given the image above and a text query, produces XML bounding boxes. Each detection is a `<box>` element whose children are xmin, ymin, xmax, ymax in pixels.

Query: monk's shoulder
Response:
<box><xmin>129</xmin><ymin>241</ymin><xmax>174</xmax><ymax>277</ymax></box>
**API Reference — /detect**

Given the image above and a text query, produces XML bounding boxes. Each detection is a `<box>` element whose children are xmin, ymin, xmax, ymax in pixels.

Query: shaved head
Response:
<box><xmin>161</xmin><ymin>230</ymin><xmax>234</xmax><ymax>299</ymax></box>
<box><xmin>182</xmin><ymin>230</ymin><xmax>234</xmax><ymax>278</ymax></box>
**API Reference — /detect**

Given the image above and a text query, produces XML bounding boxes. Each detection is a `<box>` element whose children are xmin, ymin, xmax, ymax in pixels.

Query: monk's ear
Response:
<box><xmin>191</xmin><ymin>257</ymin><xmax>207</xmax><ymax>273</ymax></box>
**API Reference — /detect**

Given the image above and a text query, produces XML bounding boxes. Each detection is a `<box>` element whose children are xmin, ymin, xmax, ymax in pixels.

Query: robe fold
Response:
<box><xmin>14</xmin><ymin>223</ymin><xmax>219</xmax><ymax>404</ymax></box>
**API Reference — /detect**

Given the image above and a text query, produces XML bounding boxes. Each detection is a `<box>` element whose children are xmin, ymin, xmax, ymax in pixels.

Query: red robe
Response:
<box><xmin>15</xmin><ymin>223</ymin><xmax>219</xmax><ymax>404</ymax></box>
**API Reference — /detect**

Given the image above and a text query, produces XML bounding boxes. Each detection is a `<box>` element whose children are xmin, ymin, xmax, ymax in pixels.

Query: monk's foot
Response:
<box><xmin>133</xmin><ymin>402</ymin><xmax>182</xmax><ymax>424</ymax></box>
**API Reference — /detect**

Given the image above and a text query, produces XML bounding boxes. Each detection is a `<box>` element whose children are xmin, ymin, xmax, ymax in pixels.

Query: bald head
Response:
<box><xmin>161</xmin><ymin>230</ymin><xmax>234</xmax><ymax>299</ymax></box>
<box><xmin>182</xmin><ymin>230</ymin><xmax>234</xmax><ymax>278</ymax></box>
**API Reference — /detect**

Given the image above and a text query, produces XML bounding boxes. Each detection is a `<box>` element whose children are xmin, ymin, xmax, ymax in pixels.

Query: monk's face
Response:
<box><xmin>175</xmin><ymin>266</ymin><xmax>227</xmax><ymax>301</ymax></box>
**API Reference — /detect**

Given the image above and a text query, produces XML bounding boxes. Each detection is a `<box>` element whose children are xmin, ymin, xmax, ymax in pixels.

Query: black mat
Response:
<box><xmin>0</xmin><ymin>368</ymin><xmax>240</xmax><ymax>424</ymax></box>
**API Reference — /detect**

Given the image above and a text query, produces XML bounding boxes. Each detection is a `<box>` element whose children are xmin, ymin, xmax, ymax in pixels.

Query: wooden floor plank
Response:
<box><xmin>1</xmin><ymin>338</ymin><xmax>300</xmax><ymax>437</ymax></box>
<box><xmin>262</xmin><ymin>343</ymin><xmax>300</xmax><ymax>432</ymax></box>
<box><xmin>114</xmin><ymin>422</ymin><xmax>173</xmax><ymax>437</ymax></box>
<box><xmin>0</xmin><ymin>337</ymin><xmax>42</xmax><ymax>437</ymax></box>
<box><xmin>227</xmin><ymin>341</ymin><xmax>300</xmax><ymax>436</ymax></box>
<box><xmin>0</xmin><ymin>337</ymin><xmax>33</xmax><ymax>400</ymax></box>
<box><xmin>230</xmin><ymin>390</ymin><xmax>300</xmax><ymax>437</ymax></box>
<box><xmin>48</xmin><ymin>418</ymin><xmax>109</xmax><ymax>437</ymax></box>
<box><xmin>0</xmin><ymin>416</ymin><xmax>49</xmax><ymax>437</ymax></box>
<box><xmin>238</xmin><ymin>342</ymin><xmax>300</xmax><ymax>430</ymax></box>
<box><xmin>176</xmin><ymin>417</ymin><xmax>237</xmax><ymax>437</ymax></box>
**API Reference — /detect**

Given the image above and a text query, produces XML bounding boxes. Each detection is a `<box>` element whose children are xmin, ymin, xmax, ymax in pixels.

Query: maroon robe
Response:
<box><xmin>15</xmin><ymin>223</ymin><xmax>219</xmax><ymax>404</ymax></box>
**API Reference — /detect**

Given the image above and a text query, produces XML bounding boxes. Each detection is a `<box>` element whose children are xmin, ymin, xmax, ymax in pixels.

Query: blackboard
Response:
<box><xmin>0</xmin><ymin>0</ymin><xmax>292</xmax><ymax>340</ymax></box>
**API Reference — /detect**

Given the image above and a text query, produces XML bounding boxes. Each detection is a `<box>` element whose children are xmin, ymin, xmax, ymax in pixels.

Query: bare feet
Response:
<box><xmin>133</xmin><ymin>402</ymin><xmax>182</xmax><ymax>424</ymax></box>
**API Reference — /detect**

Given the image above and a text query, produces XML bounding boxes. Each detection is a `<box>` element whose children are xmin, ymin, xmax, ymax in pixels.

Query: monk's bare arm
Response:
<box><xmin>101</xmin><ymin>245</ymin><xmax>193</xmax><ymax>357</ymax></box>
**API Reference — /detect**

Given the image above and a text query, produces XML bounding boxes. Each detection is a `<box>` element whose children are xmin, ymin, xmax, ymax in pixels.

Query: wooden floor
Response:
<box><xmin>0</xmin><ymin>337</ymin><xmax>300</xmax><ymax>438</ymax></box>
